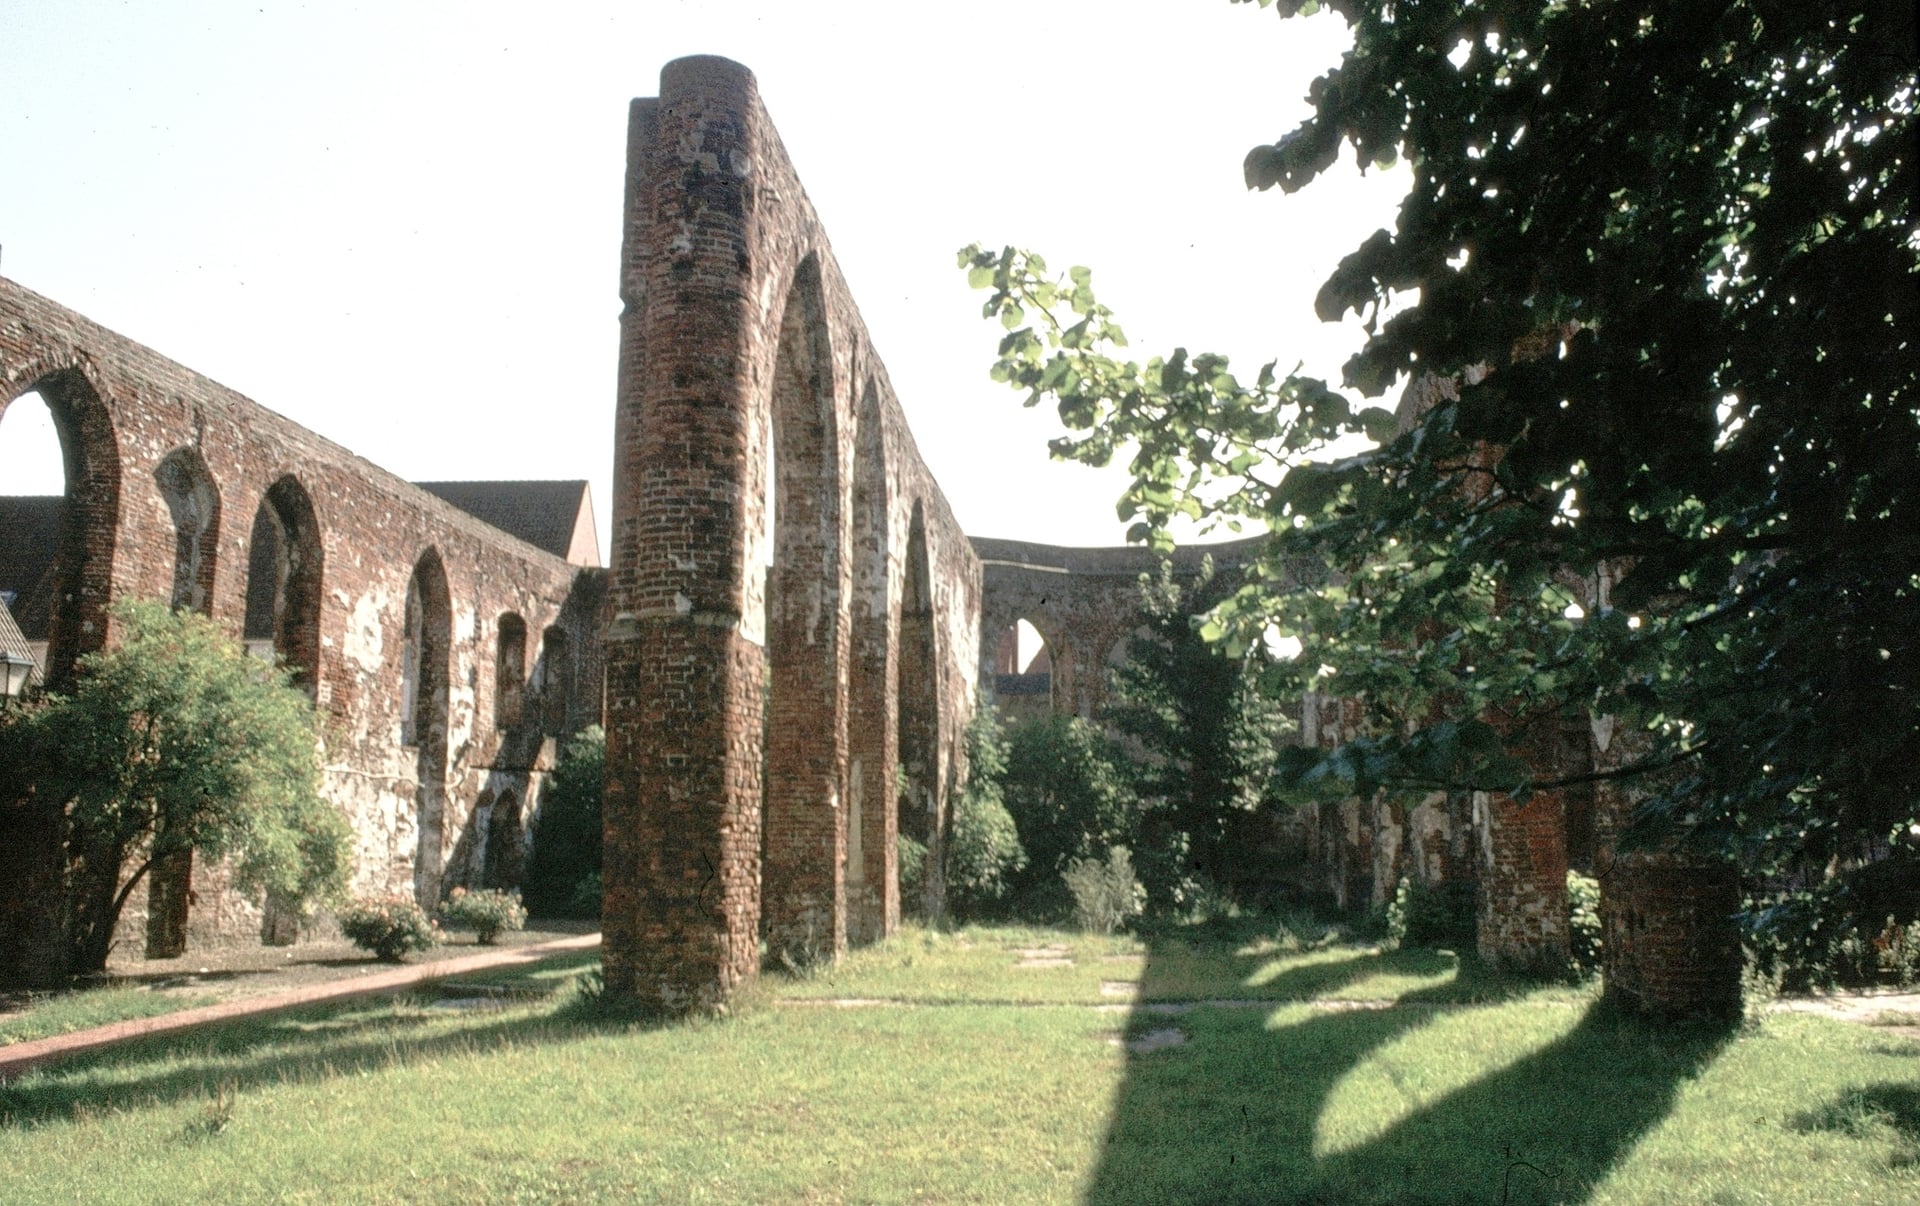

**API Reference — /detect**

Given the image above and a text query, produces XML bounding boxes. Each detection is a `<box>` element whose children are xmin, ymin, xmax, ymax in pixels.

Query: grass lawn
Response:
<box><xmin>1</xmin><ymin>922</ymin><xmax>1914</xmax><ymax>1203</ymax></box>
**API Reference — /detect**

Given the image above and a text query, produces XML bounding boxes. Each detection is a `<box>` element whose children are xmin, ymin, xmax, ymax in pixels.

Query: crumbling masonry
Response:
<box><xmin>1</xmin><ymin>55</ymin><xmax>1734</xmax><ymax>1016</ymax></box>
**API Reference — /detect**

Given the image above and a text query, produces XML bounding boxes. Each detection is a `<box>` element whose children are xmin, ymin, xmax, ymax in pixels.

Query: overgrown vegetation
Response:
<box><xmin>964</xmin><ymin>1</ymin><xmax>1918</xmax><ymax>986</ymax></box>
<box><xmin>1104</xmin><ymin>559</ymin><xmax>1294</xmax><ymax>913</ymax></box>
<box><xmin>521</xmin><ymin>725</ymin><xmax>604</xmax><ymax>919</ymax></box>
<box><xmin>944</xmin><ymin>702</ymin><xmax>1027</xmax><ymax>920</ymax></box>
<box><xmin>1063</xmin><ymin>846</ymin><xmax>1146</xmax><ymax>934</ymax></box>
<box><xmin>0</xmin><ymin>601</ymin><xmax>349</xmax><ymax>980</ymax></box>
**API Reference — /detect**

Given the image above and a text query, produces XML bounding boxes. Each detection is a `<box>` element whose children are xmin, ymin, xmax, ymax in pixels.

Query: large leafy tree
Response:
<box><xmin>0</xmin><ymin>600</ymin><xmax>350</xmax><ymax>976</ymax></box>
<box><xmin>1104</xmin><ymin>559</ymin><xmax>1293</xmax><ymax>910</ymax></box>
<box><xmin>964</xmin><ymin>1</ymin><xmax>1916</xmax><ymax>947</ymax></box>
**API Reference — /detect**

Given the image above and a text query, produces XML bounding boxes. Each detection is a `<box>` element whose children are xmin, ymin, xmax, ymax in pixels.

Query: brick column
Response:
<box><xmin>1592</xmin><ymin>717</ymin><xmax>1742</xmax><ymax>1019</ymax></box>
<box><xmin>1474</xmin><ymin>710</ymin><xmax>1571</xmax><ymax>975</ymax></box>
<box><xmin>603</xmin><ymin>59</ymin><xmax>770</xmax><ymax>1011</ymax></box>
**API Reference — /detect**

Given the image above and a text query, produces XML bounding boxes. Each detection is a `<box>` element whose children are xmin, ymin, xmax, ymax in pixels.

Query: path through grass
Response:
<box><xmin>1</xmin><ymin>923</ymin><xmax>1914</xmax><ymax>1203</ymax></box>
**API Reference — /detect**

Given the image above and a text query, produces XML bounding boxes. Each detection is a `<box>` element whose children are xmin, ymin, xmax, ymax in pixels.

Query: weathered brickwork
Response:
<box><xmin>0</xmin><ymin>278</ymin><xmax>603</xmax><ymax>987</ymax></box>
<box><xmin>603</xmin><ymin>58</ymin><xmax>980</xmax><ymax>1011</ymax></box>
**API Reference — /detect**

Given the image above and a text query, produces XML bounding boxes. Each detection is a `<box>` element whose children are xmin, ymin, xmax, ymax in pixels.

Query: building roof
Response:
<box><xmin>0</xmin><ymin>594</ymin><xmax>41</xmax><ymax>686</ymax></box>
<box><xmin>0</xmin><ymin>495</ymin><xmax>62</xmax><ymax>640</ymax></box>
<box><xmin>413</xmin><ymin>480</ymin><xmax>601</xmax><ymax>567</ymax></box>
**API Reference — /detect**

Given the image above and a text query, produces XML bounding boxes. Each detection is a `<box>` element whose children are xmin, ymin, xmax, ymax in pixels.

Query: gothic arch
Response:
<box><xmin>403</xmin><ymin>549</ymin><xmax>453</xmax><ymax>906</ymax></box>
<box><xmin>0</xmin><ymin>368</ymin><xmax>122</xmax><ymax>687</ymax></box>
<box><xmin>243</xmin><ymin>474</ymin><xmax>325</xmax><ymax>694</ymax></box>
<box><xmin>760</xmin><ymin>252</ymin><xmax>852</xmax><ymax>957</ymax></box>
<box><xmin>153</xmin><ymin>446</ymin><xmax>220</xmax><ymax>616</ymax></box>
<box><xmin>845</xmin><ymin>378</ymin><xmax>894</xmax><ymax>943</ymax></box>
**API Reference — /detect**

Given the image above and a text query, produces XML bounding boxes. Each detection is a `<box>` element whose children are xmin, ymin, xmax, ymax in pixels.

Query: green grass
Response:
<box><xmin>0</xmin><ymin>986</ymin><xmax>215</xmax><ymax>1046</ymax></box>
<box><xmin>0</xmin><ymin>923</ymin><xmax>1914</xmax><ymax>1203</ymax></box>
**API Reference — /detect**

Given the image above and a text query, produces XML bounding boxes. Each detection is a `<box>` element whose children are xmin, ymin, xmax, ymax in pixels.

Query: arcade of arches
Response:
<box><xmin>0</xmin><ymin>55</ymin><xmax>1733</xmax><ymax>1016</ymax></box>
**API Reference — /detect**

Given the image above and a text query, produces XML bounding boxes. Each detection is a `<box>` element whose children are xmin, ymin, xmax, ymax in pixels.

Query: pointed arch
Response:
<box><xmin>845</xmin><ymin>378</ymin><xmax>894</xmax><ymax>943</ymax></box>
<box><xmin>896</xmin><ymin>499</ymin><xmax>941</xmax><ymax>913</ymax></box>
<box><xmin>1</xmin><ymin>370</ymin><xmax>121</xmax><ymax>687</ymax></box>
<box><xmin>403</xmin><ymin>549</ymin><xmax>453</xmax><ymax>906</ymax></box>
<box><xmin>760</xmin><ymin>252</ymin><xmax>851</xmax><ymax>957</ymax></box>
<box><xmin>242</xmin><ymin>474</ymin><xmax>324</xmax><ymax>694</ymax></box>
<box><xmin>153</xmin><ymin>446</ymin><xmax>220</xmax><ymax>616</ymax></box>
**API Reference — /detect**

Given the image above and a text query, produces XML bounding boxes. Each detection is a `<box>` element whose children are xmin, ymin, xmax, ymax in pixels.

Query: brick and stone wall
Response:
<box><xmin>602</xmin><ymin>57</ymin><xmax>980</xmax><ymax>1012</ymax></box>
<box><xmin>1</xmin><ymin>276</ymin><xmax>604</xmax><ymax>985</ymax></box>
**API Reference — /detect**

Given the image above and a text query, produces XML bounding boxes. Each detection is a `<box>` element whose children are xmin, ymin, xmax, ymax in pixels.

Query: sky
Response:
<box><xmin>0</xmin><ymin>0</ymin><xmax>1408</xmax><ymax>553</ymax></box>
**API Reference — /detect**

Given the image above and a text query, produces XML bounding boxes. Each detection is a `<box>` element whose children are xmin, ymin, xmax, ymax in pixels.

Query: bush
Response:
<box><xmin>437</xmin><ymin>887</ymin><xmax>527</xmax><ymax>944</ymax></box>
<box><xmin>1000</xmin><ymin>714</ymin><xmax>1134</xmax><ymax>920</ymax></box>
<box><xmin>1567</xmin><ymin>870</ymin><xmax>1603</xmax><ymax>978</ymax></box>
<box><xmin>1064</xmin><ymin>846</ymin><xmax>1146</xmax><ymax>934</ymax></box>
<box><xmin>897</xmin><ymin>835</ymin><xmax>928</xmax><ymax>917</ymax></box>
<box><xmin>523</xmin><ymin>726</ymin><xmax>604</xmax><ymax>918</ymax></box>
<box><xmin>338</xmin><ymin>896</ymin><xmax>438</xmax><ymax>961</ymax></box>
<box><xmin>1384</xmin><ymin>876</ymin><xmax>1476</xmax><ymax>951</ymax></box>
<box><xmin>946</xmin><ymin>703</ymin><xmax>1028</xmax><ymax>919</ymax></box>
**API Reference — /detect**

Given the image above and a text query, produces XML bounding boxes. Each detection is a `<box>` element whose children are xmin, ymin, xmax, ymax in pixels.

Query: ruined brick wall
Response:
<box><xmin>974</xmin><ymin>535</ymin><xmax>1265</xmax><ymax>719</ymax></box>
<box><xmin>603</xmin><ymin>57</ymin><xmax>980</xmax><ymax>1011</ymax></box>
<box><xmin>0</xmin><ymin>277</ymin><xmax>603</xmax><ymax>982</ymax></box>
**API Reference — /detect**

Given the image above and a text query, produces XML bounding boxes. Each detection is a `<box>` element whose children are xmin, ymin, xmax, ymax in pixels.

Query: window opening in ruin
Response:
<box><xmin>759</xmin><ymin>255</ymin><xmax>847</xmax><ymax>951</ymax></box>
<box><xmin>537</xmin><ymin>625</ymin><xmax>572</xmax><ymax>735</ymax></box>
<box><xmin>0</xmin><ymin>390</ymin><xmax>65</xmax><ymax>686</ymax></box>
<box><xmin>845</xmin><ymin>382</ymin><xmax>893</xmax><ymax>933</ymax></box>
<box><xmin>404</xmin><ymin>550</ymin><xmax>452</xmax><ymax>906</ymax></box>
<box><xmin>242</xmin><ymin>475</ymin><xmax>324</xmax><ymax>695</ymax></box>
<box><xmin>154</xmin><ymin>447</ymin><xmax>219</xmax><ymax>616</ymax></box>
<box><xmin>896</xmin><ymin>501</ymin><xmax>939</xmax><ymax>864</ymax></box>
<box><xmin>495</xmin><ymin>613</ymin><xmax>527</xmax><ymax>728</ymax></box>
<box><xmin>990</xmin><ymin>616</ymin><xmax>1054</xmax><ymax>721</ymax></box>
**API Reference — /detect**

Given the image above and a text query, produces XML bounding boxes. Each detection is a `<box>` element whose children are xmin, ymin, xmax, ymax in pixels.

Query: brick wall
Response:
<box><xmin>603</xmin><ymin>57</ymin><xmax>980</xmax><ymax>1011</ymax></box>
<box><xmin>0</xmin><ymin>276</ymin><xmax>603</xmax><ymax>987</ymax></box>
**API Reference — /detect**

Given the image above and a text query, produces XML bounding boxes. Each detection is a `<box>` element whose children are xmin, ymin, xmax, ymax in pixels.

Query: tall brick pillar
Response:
<box><xmin>1592</xmin><ymin>717</ymin><xmax>1742</xmax><ymax>1019</ymax></box>
<box><xmin>603</xmin><ymin>57</ymin><xmax>852</xmax><ymax>1009</ymax></box>
<box><xmin>1474</xmin><ymin>710</ymin><xmax>1572</xmax><ymax>974</ymax></box>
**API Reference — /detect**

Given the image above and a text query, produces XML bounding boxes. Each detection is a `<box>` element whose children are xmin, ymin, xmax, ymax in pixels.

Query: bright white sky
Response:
<box><xmin>0</xmin><ymin>0</ymin><xmax>1407</xmax><ymax>553</ymax></box>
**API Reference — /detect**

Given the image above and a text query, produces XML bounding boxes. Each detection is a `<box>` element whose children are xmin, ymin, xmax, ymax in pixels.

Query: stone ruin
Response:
<box><xmin>0</xmin><ymin>55</ymin><xmax>1738</xmax><ymax>1016</ymax></box>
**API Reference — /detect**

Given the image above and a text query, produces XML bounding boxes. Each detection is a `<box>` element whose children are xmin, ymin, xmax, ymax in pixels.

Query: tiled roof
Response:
<box><xmin>413</xmin><ymin>480</ymin><xmax>600</xmax><ymax>566</ymax></box>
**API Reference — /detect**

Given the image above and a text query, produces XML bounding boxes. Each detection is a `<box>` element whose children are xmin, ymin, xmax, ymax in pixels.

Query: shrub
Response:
<box><xmin>437</xmin><ymin>887</ymin><xmax>527</xmax><ymax>944</ymax></box>
<box><xmin>946</xmin><ymin>702</ymin><xmax>1028</xmax><ymax>919</ymax></box>
<box><xmin>338</xmin><ymin>896</ymin><xmax>437</xmax><ymax>961</ymax></box>
<box><xmin>1384</xmin><ymin>876</ymin><xmax>1476</xmax><ymax>951</ymax></box>
<box><xmin>897</xmin><ymin>835</ymin><xmax>928</xmax><ymax>917</ymax></box>
<box><xmin>1064</xmin><ymin>846</ymin><xmax>1145</xmax><ymax>934</ymax></box>
<box><xmin>523</xmin><ymin>726</ymin><xmax>604</xmax><ymax>918</ymax></box>
<box><xmin>1567</xmin><ymin>870</ymin><xmax>1603</xmax><ymax>978</ymax></box>
<box><xmin>1874</xmin><ymin>916</ymin><xmax>1920</xmax><ymax>989</ymax></box>
<box><xmin>1000</xmin><ymin>714</ymin><xmax>1133</xmax><ymax>920</ymax></box>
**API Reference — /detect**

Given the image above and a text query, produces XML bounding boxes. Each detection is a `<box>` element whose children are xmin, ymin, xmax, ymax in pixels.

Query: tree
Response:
<box><xmin>998</xmin><ymin>713</ymin><xmax>1134</xmax><ymax>921</ymax></box>
<box><xmin>0</xmin><ymin>600</ymin><xmax>350</xmax><ymax>977</ymax></box>
<box><xmin>1104</xmin><ymin>558</ymin><xmax>1294</xmax><ymax>911</ymax></box>
<box><xmin>944</xmin><ymin>700</ymin><xmax>1028</xmax><ymax>919</ymax></box>
<box><xmin>522</xmin><ymin>724</ymin><xmax>605</xmax><ymax>918</ymax></box>
<box><xmin>964</xmin><ymin>1</ymin><xmax>1916</xmax><ymax>959</ymax></box>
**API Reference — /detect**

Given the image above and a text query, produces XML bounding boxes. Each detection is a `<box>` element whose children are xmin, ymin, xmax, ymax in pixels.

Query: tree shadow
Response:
<box><xmin>1089</xmin><ymin>931</ymin><xmax>1732</xmax><ymax>1204</ymax></box>
<box><xmin>0</xmin><ymin>965</ymin><xmax>649</xmax><ymax>1130</ymax></box>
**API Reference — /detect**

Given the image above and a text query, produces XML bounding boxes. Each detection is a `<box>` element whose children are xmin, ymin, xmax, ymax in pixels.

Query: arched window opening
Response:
<box><xmin>0</xmin><ymin>391</ymin><xmax>64</xmax><ymax>685</ymax></box>
<box><xmin>896</xmin><ymin>501</ymin><xmax>939</xmax><ymax>859</ymax></box>
<box><xmin>404</xmin><ymin>551</ymin><xmax>452</xmax><ymax>906</ymax></box>
<box><xmin>481</xmin><ymin>790</ymin><xmax>526</xmax><ymax>890</ymax></box>
<box><xmin>538</xmin><ymin>625</ymin><xmax>573</xmax><ymax>736</ymax></box>
<box><xmin>0</xmin><ymin>377</ymin><xmax>120</xmax><ymax>688</ymax></box>
<box><xmin>845</xmin><ymin>382</ymin><xmax>893</xmax><ymax>941</ymax></box>
<box><xmin>242</xmin><ymin>475</ymin><xmax>324</xmax><ymax>694</ymax></box>
<box><xmin>495</xmin><ymin>613</ymin><xmax>527</xmax><ymax>728</ymax></box>
<box><xmin>990</xmin><ymin>616</ymin><xmax>1055</xmax><ymax>721</ymax></box>
<box><xmin>759</xmin><ymin>255</ymin><xmax>849</xmax><ymax>953</ymax></box>
<box><xmin>153</xmin><ymin>447</ymin><xmax>219</xmax><ymax>615</ymax></box>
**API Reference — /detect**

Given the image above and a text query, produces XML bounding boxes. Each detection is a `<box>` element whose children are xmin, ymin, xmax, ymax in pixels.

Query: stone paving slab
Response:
<box><xmin>0</xmin><ymin>933</ymin><xmax>601</xmax><ymax>1083</ymax></box>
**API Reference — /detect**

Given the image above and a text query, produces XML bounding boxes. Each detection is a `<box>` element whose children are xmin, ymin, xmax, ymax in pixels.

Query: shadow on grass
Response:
<box><xmin>0</xmin><ymin>961</ymin><xmax>648</xmax><ymax>1131</ymax></box>
<box><xmin>1091</xmin><ymin>930</ymin><xmax>1733</xmax><ymax>1205</ymax></box>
